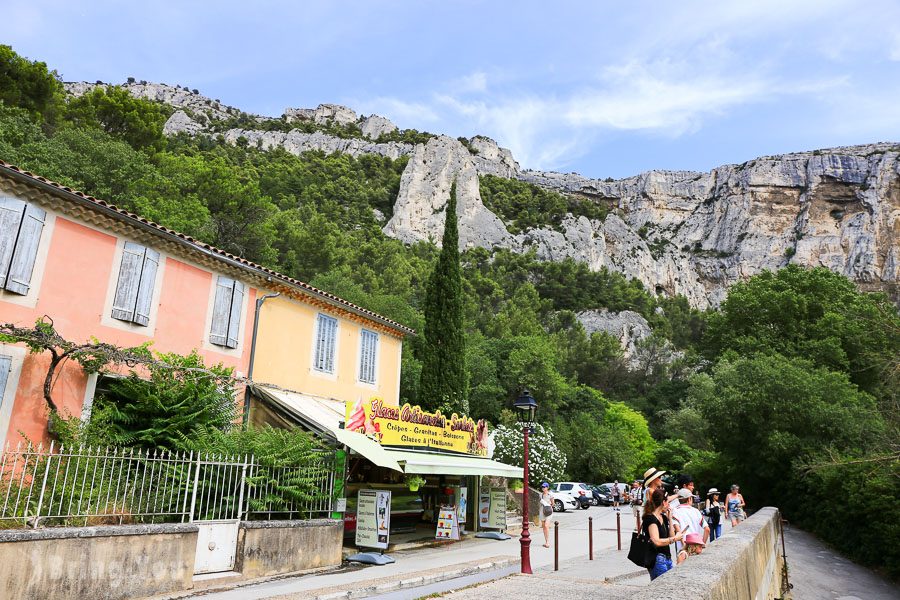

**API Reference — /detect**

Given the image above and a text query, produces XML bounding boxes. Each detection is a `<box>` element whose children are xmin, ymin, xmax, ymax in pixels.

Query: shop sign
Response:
<box><xmin>345</xmin><ymin>398</ymin><xmax>490</xmax><ymax>456</ymax></box>
<box><xmin>355</xmin><ymin>489</ymin><xmax>391</xmax><ymax>549</ymax></box>
<box><xmin>478</xmin><ymin>487</ymin><xmax>507</xmax><ymax>529</ymax></box>
<box><xmin>435</xmin><ymin>505</ymin><xmax>460</xmax><ymax>540</ymax></box>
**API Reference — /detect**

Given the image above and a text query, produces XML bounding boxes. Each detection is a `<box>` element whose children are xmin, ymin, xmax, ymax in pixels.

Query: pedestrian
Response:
<box><xmin>641</xmin><ymin>487</ymin><xmax>684</xmax><ymax>581</ymax></box>
<box><xmin>703</xmin><ymin>488</ymin><xmax>723</xmax><ymax>541</ymax></box>
<box><xmin>539</xmin><ymin>482</ymin><xmax>553</xmax><ymax>548</ymax></box>
<box><xmin>725</xmin><ymin>484</ymin><xmax>746</xmax><ymax>526</ymax></box>
<box><xmin>676</xmin><ymin>473</ymin><xmax>696</xmax><ymax>506</ymax></box>
<box><xmin>612</xmin><ymin>479</ymin><xmax>621</xmax><ymax>511</ymax></box>
<box><xmin>671</xmin><ymin>488</ymin><xmax>709</xmax><ymax>564</ymax></box>
<box><xmin>629</xmin><ymin>480</ymin><xmax>644</xmax><ymax>530</ymax></box>
<box><xmin>641</xmin><ymin>467</ymin><xmax>666</xmax><ymax>516</ymax></box>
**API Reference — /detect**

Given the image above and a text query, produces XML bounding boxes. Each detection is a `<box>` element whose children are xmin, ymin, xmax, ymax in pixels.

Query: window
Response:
<box><xmin>111</xmin><ymin>242</ymin><xmax>160</xmax><ymax>326</ymax></box>
<box><xmin>0</xmin><ymin>354</ymin><xmax>11</xmax><ymax>447</ymax></box>
<box><xmin>313</xmin><ymin>314</ymin><xmax>338</xmax><ymax>374</ymax></box>
<box><xmin>358</xmin><ymin>329</ymin><xmax>378</xmax><ymax>384</ymax></box>
<box><xmin>0</xmin><ymin>197</ymin><xmax>47</xmax><ymax>295</ymax></box>
<box><xmin>210</xmin><ymin>276</ymin><xmax>245</xmax><ymax>349</ymax></box>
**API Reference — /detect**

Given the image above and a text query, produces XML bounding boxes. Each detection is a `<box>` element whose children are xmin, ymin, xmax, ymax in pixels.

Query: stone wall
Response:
<box><xmin>236</xmin><ymin>519</ymin><xmax>343</xmax><ymax>579</ymax></box>
<box><xmin>0</xmin><ymin>523</ymin><xmax>198</xmax><ymax>600</ymax></box>
<box><xmin>637</xmin><ymin>506</ymin><xmax>786</xmax><ymax>600</ymax></box>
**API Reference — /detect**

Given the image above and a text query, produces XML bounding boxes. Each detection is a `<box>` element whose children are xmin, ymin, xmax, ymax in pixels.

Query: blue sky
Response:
<box><xmin>4</xmin><ymin>0</ymin><xmax>900</xmax><ymax>178</ymax></box>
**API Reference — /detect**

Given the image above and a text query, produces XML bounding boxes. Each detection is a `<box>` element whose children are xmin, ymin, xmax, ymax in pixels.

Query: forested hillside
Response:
<box><xmin>1</xmin><ymin>46</ymin><xmax>897</xmax><ymax>576</ymax></box>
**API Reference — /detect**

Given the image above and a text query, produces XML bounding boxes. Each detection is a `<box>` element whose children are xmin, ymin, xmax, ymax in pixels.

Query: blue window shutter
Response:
<box><xmin>225</xmin><ymin>281</ymin><xmax>244</xmax><ymax>349</ymax></box>
<box><xmin>314</xmin><ymin>314</ymin><xmax>337</xmax><ymax>373</ymax></box>
<box><xmin>210</xmin><ymin>276</ymin><xmax>235</xmax><ymax>347</ymax></box>
<box><xmin>132</xmin><ymin>248</ymin><xmax>160</xmax><ymax>327</ymax></box>
<box><xmin>111</xmin><ymin>242</ymin><xmax>146</xmax><ymax>322</ymax></box>
<box><xmin>0</xmin><ymin>198</ymin><xmax>27</xmax><ymax>289</ymax></box>
<box><xmin>359</xmin><ymin>330</ymin><xmax>378</xmax><ymax>383</ymax></box>
<box><xmin>4</xmin><ymin>202</ymin><xmax>46</xmax><ymax>295</ymax></box>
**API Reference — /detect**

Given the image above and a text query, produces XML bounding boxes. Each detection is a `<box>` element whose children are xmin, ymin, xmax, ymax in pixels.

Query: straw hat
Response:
<box><xmin>707</xmin><ymin>488</ymin><xmax>720</xmax><ymax>496</ymax></box>
<box><xmin>642</xmin><ymin>467</ymin><xmax>666</xmax><ymax>487</ymax></box>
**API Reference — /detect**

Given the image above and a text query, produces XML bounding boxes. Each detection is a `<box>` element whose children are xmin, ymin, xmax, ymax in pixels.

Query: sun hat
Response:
<box><xmin>642</xmin><ymin>467</ymin><xmax>666</xmax><ymax>487</ymax></box>
<box><xmin>684</xmin><ymin>533</ymin><xmax>705</xmax><ymax>546</ymax></box>
<box><xmin>541</xmin><ymin>482</ymin><xmax>549</xmax><ymax>488</ymax></box>
<box><xmin>707</xmin><ymin>488</ymin><xmax>720</xmax><ymax>496</ymax></box>
<box><xmin>677</xmin><ymin>488</ymin><xmax>693</xmax><ymax>499</ymax></box>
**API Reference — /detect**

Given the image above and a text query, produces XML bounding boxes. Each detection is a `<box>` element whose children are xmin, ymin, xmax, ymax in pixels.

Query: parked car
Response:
<box><xmin>549</xmin><ymin>490</ymin><xmax>578</xmax><ymax>512</ymax></box>
<box><xmin>551</xmin><ymin>482</ymin><xmax>593</xmax><ymax>509</ymax></box>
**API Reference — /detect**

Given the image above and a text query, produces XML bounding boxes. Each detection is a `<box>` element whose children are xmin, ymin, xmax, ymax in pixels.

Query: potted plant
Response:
<box><xmin>406</xmin><ymin>475</ymin><xmax>426</xmax><ymax>492</ymax></box>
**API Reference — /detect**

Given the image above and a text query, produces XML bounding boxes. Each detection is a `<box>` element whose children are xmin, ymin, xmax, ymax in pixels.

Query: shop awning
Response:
<box><xmin>395</xmin><ymin>452</ymin><xmax>524</xmax><ymax>478</ymax></box>
<box><xmin>251</xmin><ymin>385</ymin><xmax>402</xmax><ymax>472</ymax></box>
<box><xmin>251</xmin><ymin>385</ymin><xmax>522</xmax><ymax>478</ymax></box>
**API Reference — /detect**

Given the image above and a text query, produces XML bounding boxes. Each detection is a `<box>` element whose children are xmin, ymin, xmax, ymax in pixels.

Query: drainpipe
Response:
<box><xmin>243</xmin><ymin>292</ymin><xmax>280</xmax><ymax>425</ymax></box>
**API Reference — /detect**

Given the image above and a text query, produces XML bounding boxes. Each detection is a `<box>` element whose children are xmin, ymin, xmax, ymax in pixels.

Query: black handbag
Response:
<box><xmin>627</xmin><ymin>530</ymin><xmax>656</xmax><ymax>569</ymax></box>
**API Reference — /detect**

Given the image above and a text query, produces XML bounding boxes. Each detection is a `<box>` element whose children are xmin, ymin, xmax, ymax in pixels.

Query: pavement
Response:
<box><xmin>168</xmin><ymin>506</ymin><xmax>900</xmax><ymax>600</ymax></box>
<box><xmin>171</xmin><ymin>504</ymin><xmax>640</xmax><ymax>599</ymax></box>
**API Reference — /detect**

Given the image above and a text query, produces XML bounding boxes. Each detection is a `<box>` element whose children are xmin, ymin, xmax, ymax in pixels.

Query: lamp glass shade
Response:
<box><xmin>514</xmin><ymin>389</ymin><xmax>538</xmax><ymax>422</ymax></box>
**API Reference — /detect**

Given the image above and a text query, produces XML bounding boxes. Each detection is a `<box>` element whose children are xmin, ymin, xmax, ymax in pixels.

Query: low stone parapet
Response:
<box><xmin>236</xmin><ymin>518</ymin><xmax>343</xmax><ymax>578</ymax></box>
<box><xmin>638</xmin><ymin>506</ymin><xmax>785</xmax><ymax>599</ymax></box>
<box><xmin>0</xmin><ymin>523</ymin><xmax>198</xmax><ymax>600</ymax></box>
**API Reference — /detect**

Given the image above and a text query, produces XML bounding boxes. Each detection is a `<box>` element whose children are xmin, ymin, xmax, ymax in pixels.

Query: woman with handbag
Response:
<box><xmin>703</xmin><ymin>488</ymin><xmax>723</xmax><ymax>541</ymax></box>
<box><xmin>641</xmin><ymin>488</ymin><xmax>684</xmax><ymax>580</ymax></box>
<box><xmin>539</xmin><ymin>482</ymin><xmax>553</xmax><ymax>548</ymax></box>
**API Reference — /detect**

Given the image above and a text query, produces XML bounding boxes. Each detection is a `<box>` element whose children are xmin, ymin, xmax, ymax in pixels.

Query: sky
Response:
<box><xmin>4</xmin><ymin>0</ymin><xmax>900</xmax><ymax>179</ymax></box>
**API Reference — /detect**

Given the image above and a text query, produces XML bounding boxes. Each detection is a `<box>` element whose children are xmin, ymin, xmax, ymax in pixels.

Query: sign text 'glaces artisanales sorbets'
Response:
<box><xmin>345</xmin><ymin>398</ymin><xmax>490</xmax><ymax>456</ymax></box>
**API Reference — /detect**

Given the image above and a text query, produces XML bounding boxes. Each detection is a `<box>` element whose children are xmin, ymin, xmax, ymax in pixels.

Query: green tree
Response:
<box><xmin>418</xmin><ymin>181</ymin><xmax>468</xmax><ymax>413</ymax></box>
<box><xmin>0</xmin><ymin>45</ymin><xmax>64</xmax><ymax>123</ymax></box>
<box><xmin>64</xmin><ymin>85</ymin><xmax>169</xmax><ymax>150</ymax></box>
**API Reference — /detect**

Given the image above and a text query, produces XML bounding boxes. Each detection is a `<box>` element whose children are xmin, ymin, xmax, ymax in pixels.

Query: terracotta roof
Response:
<box><xmin>0</xmin><ymin>159</ymin><xmax>415</xmax><ymax>336</ymax></box>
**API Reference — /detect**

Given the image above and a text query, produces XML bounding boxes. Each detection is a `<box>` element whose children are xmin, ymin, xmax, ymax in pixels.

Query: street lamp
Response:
<box><xmin>513</xmin><ymin>388</ymin><xmax>538</xmax><ymax>574</ymax></box>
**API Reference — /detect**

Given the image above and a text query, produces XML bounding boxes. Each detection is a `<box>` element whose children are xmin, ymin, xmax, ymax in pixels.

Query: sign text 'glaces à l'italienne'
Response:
<box><xmin>345</xmin><ymin>399</ymin><xmax>489</xmax><ymax>456</ymax></box>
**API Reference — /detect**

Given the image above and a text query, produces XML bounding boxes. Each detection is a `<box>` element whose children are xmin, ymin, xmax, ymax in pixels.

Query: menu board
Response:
<box><xmin>435</xmin><ymin>505</ymin><xmax>460</xmax><ymax>540</ymax></box>
<box><xmin>356</xmin><ymin>489</ymin><xmax>391</xmax><ymax>549</ymax></box>
<box><xmin>478</xmin><ymin>487</ymin><xmax>507</xmax><ymax>529</ymax></box>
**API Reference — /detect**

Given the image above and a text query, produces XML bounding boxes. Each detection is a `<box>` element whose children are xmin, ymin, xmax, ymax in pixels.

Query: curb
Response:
<box><xmin>302</xmin><ymin>557</ymin><xmax>518</xmax><ymax>600</ymax></box>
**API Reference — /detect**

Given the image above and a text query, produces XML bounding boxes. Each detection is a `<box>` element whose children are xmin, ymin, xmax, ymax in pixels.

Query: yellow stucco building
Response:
<box><xmin>246</xmin><ymin>280</ymin><xmax>413</xmax><ymax>431</ymax></box>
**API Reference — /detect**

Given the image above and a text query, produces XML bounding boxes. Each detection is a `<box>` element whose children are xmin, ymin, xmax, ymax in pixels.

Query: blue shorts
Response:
<box><xmin>648</xmin><ymin>553</ymin><xmax>673</xmax><ymax>580</ymax></box>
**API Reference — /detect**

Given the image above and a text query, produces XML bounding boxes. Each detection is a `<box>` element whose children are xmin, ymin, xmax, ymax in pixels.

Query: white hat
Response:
<box><xmin>642</xmin><ymin>467</ymin><xmax>666</xmax><ymax>487</ymax></box>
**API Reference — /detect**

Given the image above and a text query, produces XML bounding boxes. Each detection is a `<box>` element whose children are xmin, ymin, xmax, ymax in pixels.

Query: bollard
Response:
<box><xmin>616</xmin><ymin>511</ymin><xmax>621</xmax><ymax>550</ymax></box>
<box><xmin>589</xmin><ymin>516</ymin><xmax>593</xmax><ymax>560</ymax></box>
<box><xmin>554</xmin><ymin>520</ymin><xmax>559</xmax><ymax>571</ymax></box>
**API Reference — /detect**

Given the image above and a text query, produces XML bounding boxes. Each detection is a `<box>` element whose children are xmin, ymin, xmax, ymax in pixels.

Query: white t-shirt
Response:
<box><xmin>672</xmin><ymin>504</ymin><xmax>707</xmax><ymax>551</ymax></box>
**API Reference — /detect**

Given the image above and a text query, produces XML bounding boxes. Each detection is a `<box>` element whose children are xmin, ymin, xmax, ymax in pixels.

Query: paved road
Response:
<box><xmin>783</xmin><ymin>524</ymin><xmax>899</xmax><ymax>600</ymax></box>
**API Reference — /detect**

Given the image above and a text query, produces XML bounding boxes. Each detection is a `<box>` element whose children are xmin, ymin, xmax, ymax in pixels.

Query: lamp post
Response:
<box><xmin>514</xmin><ymin>388</ymin><xmax>538</xmax><ymax>575</ymax></box>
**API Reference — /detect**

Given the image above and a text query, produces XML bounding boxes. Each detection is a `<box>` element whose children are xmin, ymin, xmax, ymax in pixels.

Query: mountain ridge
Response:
<box><xmin>64</xmin><ymin>80</ymin><xmax>900</xmax><ymax>307</ymax></box>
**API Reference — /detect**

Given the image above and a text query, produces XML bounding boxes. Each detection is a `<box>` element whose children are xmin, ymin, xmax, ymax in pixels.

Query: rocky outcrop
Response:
<box><xmin>576</xmin><ymin>310</ymin><xmax>652</xmax><ymax>363</ymax></box>
<box><xmin>65</xmin><ymin>81</ymin><xmax>239</xmax><ymax>122</ymax></box>
<box><xmin>360</xmin><ymin>115</ymin><xmax>398</xmax><ymax>140</ymax></box>
<box><xmin>384</xmin><ymin>136</ymin><xmax>514</xmax><ymax>249</ymax></box>
<box><xmin>284</xmin><ymin>103</ymin><xmax>358</xmax><ymax>126</ymax></box>
<box><xmin>222</xmin><ymin>129</ymin><xmax>413</xmax><ymax>161</ymax></box>
<box><xmin>163</xmin><ymin>110</ymin><xmax>203</xmax><ymax>136</ymax></box>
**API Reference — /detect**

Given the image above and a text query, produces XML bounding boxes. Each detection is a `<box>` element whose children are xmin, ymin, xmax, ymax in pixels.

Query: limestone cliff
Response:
<box><xmin>67</xmin><ymin>80</ymin><xmax>899</xmax><ymax>307</ymax></box>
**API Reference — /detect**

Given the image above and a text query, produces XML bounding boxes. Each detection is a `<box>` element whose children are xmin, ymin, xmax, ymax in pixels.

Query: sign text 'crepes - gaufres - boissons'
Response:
<box><xmin>345</xmin><ymin>398</ymin><xmax>489</xmax><ymax>456</ymax></box>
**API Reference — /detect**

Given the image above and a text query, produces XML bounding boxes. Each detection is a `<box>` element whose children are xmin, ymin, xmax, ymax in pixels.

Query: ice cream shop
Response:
<box><xmin>250</xmin><ymin>386</ymin><xmax>522</xmax><ymax>546</ymax></box>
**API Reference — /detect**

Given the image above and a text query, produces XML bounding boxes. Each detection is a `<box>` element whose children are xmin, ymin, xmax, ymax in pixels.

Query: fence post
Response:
<box><xmin>188</xmin><ymin>454</ymin><xmax>202</xmax><ymax>522</ymax></box>
<box><xmin>589</xmin><ymin>516</ymin><xmax>593</xmax><ymax>560</ymax></box>
<box><xmin>235</xmin><ymin>455</ymin><xmax>249</xmax><ymax>521</ymax></box>
<box><xmin>554</xmin><ymin>521</ymin><xmax>559</xmax><ymax>571</ymax></box>
<box><xmin>33</xmin><ymin>441</ymin><xmax>54</xmax><ymax>528</ymax></box>
<box><xmin>616</xmin><ymin>511</ymin><xmax>621</xmax><ymax>550</ymax></box>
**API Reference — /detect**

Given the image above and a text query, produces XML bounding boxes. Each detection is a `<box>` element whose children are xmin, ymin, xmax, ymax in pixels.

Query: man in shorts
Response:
<box><xmin>629</xmin><ymin>480</ymin><xmax>643</xmax><ymax>530</ymax></box>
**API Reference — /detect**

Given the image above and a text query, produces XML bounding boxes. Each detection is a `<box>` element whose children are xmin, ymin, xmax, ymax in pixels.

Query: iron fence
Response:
<box><xmin>0</xmin><ymin>442</ymin><xmax>336</xmax><ymax>527</ymax></box>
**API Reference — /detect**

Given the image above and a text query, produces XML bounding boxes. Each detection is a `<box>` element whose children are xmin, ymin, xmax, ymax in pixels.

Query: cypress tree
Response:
<box><xmin>418</xmin><ymin>180</ymin><xmax>468</xmax><ymax>414</ymax></box>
